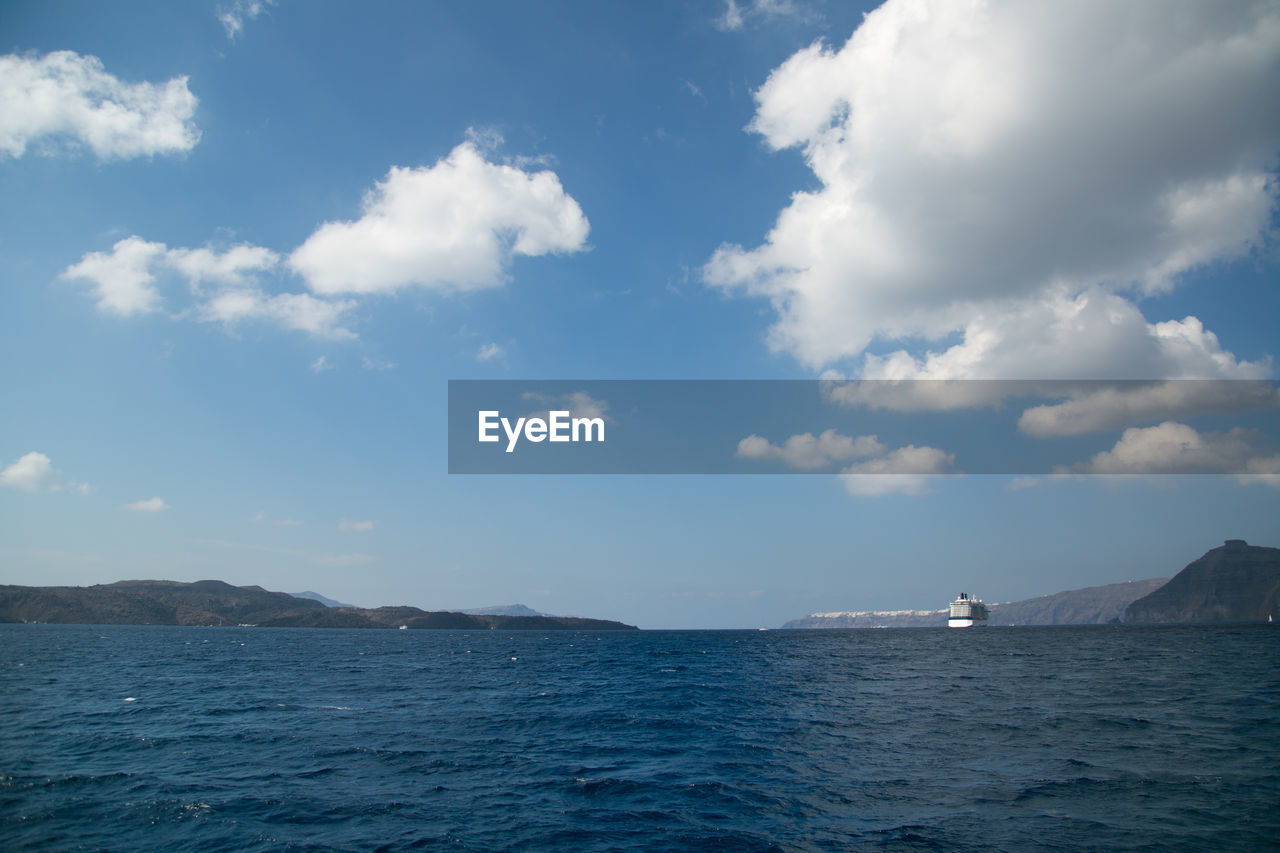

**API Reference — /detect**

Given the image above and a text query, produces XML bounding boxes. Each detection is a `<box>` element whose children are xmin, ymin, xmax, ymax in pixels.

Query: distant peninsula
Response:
<box><xmin>0</xmin><ymin>579</ymin><xmax>638</xmax><ymax>631</ymax></box>
<box><xmin>785</xmin><ymin>539</ymin><xmax>1280</xmax><ymax>629</ymax></box>
<box><xmin>783</xmin><ymin>578</ymin><xmax>1169</xmax><ymax>629</ymax></box>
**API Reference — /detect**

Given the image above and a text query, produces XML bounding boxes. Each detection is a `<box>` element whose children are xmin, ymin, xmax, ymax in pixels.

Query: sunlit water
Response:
<box><xmin>2</xmin><ymin>624</ymin><xmax>1277</xmax><ymax>851</ymax></box>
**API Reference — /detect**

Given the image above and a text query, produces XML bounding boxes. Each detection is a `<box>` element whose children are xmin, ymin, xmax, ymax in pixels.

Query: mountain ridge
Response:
<box><xmin>0</xmin><ymin>579</ymin><xmax>637</xmax><ymax>631</ymax></box>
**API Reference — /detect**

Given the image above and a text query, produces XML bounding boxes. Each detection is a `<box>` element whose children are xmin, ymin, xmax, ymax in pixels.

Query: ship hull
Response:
<box><xmin>947</xmin><ymin>618</ymin><xmax>987</xmax><ymax>628</ymax></box>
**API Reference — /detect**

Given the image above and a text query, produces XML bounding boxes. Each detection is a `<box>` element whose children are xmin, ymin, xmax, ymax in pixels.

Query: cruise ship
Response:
<box><xmin>947</xmin><ymin>592</ymin><xmax>989</xmax><ymax>627</ymax></box>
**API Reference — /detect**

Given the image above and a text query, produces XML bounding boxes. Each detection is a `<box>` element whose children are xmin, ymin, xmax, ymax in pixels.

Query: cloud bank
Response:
<box><xmin>736</xmin><ymin>428</ymin><xmax>954</xmax><ymax>494</ymax></box>
<box><xmin>289</xmin><ymin>141</ymin><xmax>590</xmax><ymax>296</ymax></box>
<box><xmin>62</xmin><ymin>136</ymin><xmax>589</xmax><ymax>342</ymax></box>
<box><xmin>1067</xmin><ymin>421</ymin><xmax>1280</xmax><ymax>487</ymax></box>
<box><xmin>704</xmin><ymin>0</ymin><xmax>1280</xmax><ymax>379</ymax></box>
<box><xmin>0</xmin><ymin>51</ymin><xmax>199</xmax><ymax>159</ymax></box>
<box><xmin>62</xmin><ymin>238</ymin><xmax>356</xmax><ymax>340</ymax></box>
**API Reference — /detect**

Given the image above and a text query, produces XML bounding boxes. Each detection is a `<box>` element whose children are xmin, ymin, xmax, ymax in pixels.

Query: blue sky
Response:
<box><xmin>2</xmin><ymin>0</ymin><xmax>1278</xmax><ymax>628</ymax></box>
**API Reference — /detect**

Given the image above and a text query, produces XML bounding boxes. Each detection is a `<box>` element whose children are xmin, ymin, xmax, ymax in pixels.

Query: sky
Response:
<box><xmin>2</xmin><ymin>0</ymin><xmax>1279</xmax><ymax>629</ymax></box>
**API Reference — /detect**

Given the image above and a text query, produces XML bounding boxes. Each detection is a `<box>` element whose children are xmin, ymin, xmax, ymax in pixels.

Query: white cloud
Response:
<box><xmin>1238</xmin><ymin>454</ymin><xmax>1280</xmax><ymax>489</ymax></box>
<box><xmin>0</xmin><ymin>51</ymin><xmax>199</xmax><ymax>159</ymax></box>
<box><xmin>856</xmin><ymin>294</ymin><xmax>1272</xmax><ymax>384</ymax></box>
<box><xmin>218</xmin><ymin>0</ymin><xmax>273</xmax><ymax>39</ymax></box>
<box><xmin>736</xmin><ymin>429</ymin><xmax>953</xmax><ymax>494</ymax></box>
<box><xmin>714</xmin><ymin>0</ymin><xmax>812</xmax><ymax>31</ymax></box>
<box><xmin>289</xmin><ymin>139</ymin><xmax>590</xmax><ymax>295</ymax></box>
<box><xmin>822</xmin><ymin>378</ymin><xmax>1023</xmax><ymax>412</ymax></box>
<box><xmin>1018</xmin><ymin>380</ymin><xmax>1280</xmax><ymax>437</ymax></box>
<box><xmin>704</xmin><ymin>1</ymin><xmax>1280</xmax><ymax>376</ymax></box>
<box><xmin>1069</xmin><ymin>422</ymin><xmax>1268</xmax><ymax>476</ymax></box>
<box><xmin>338</xmin><ymin>519</ymin><xmax>376</xmax><ymax>533</ymax></box>
<box><xmin>63</xmin><ymin>236</ymin><xmax>168</xmax><ymax>316</ymax></box>
<box><xmin>197</xmin><ymin>289</ymin><xmax>356</xmax><ymax>340</ymax></box>
<box><xmin>1</xmin><ymin>451</ymin><xmax>90</xmax><ymax>493</ymax></box>
<box><xmin>716</xmin><ymin>0</ymin><xmax>746</xmax><ymax>30</ymax></box>
<box><xmin>361</xmin><ymin>356</ymin><xmax>396</xmax><ymax>371</ymax></box>
<box><xmin>736</xmin><ymin>429</ymin><xmax>885</xmax><ymax>470</ymax></box>
<box><xmin>1</xmin><ymin>452</ymin><xmax>56</xmax><ymax>491</ymax></box>
<box><xmin>62</xmin><ymin>134</ymin><xmax>588</xmax><ymax>346</ymax></box>
<box><xmin>840</xmin><ymin>445</ymin><xmax>955</xmax><ymax>495</ymax></box>
<box><xmin>166</xmin><ymin>245</ymin><xmax>279</xmax><ymax>289</ymax></box>
<box><xmin>63</xmin><ymin>239</ymin><xmax>357</xmax><ymax>339</ymax></box>
<box><xmin>124</xmin><ymin>497</ymin><xmax>169</xmax><ymax>512</ymax></box>
<box><xmin>521</xmin><ymin>391</ymin><xmax>611</xmax><ymax>423</ymax></box>
<box><xmin>310</xmin><ymin>355</ymin><xmax>333</xmax><ymax>373</ymax></box>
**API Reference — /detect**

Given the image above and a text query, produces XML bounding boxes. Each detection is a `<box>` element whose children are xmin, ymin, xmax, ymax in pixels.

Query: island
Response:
<box><xmin>783</xmin><ymin>539</ymin><xmax>1280</xmax><ymax>628</ymax></box>
<box><xmin>0</xmin><ymin>579</ymin><xmax>638</xmax><ymax>630</ymax></box>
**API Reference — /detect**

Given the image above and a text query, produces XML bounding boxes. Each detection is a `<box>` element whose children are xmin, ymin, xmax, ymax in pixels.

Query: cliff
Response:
<box><xmin>0</xmin><ymin>579</ymin><xmax>638</xmax><ymax>631</ymax></box>
<box><xmin>992</xmin><ymin>578</ymin><xmax>1168</xmax><ymax>625</ymax></box>
<box><xmin>1124</xmin><ymin>540</ymin><xmax>1280</xmax><ymax>623</ymax></box>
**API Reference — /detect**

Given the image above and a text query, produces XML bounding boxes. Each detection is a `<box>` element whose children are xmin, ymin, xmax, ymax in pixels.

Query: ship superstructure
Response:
<box><xmin>947</xmin><ymin>592</ymin><xmax>989</xmax><ymax>628</ymax></box>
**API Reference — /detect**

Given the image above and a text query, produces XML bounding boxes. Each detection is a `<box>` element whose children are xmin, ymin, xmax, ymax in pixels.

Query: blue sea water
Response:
<box><xmin>2</xmin><ymin>624</ymin><xmax>1277</xmax><ymax>851</ymax></box>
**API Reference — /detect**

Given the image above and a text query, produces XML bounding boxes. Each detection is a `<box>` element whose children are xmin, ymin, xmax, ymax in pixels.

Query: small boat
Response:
<box><xmin>947</xmin><ymin>592</ymin><xmax>989</xmax><ymax>628</ymax></box>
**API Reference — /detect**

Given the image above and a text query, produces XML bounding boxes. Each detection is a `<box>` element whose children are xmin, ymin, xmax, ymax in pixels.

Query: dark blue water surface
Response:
<box><xmin>2</xmin><ymin>624</ymin><xmax>1277</xmax><ymax>851</ymax></box>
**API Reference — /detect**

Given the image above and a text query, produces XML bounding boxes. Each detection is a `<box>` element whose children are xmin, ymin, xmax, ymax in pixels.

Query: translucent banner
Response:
<box><xmin>447</xmin><ymin>380</ymin><xmax>1280</xmax><ymax>476</ymax></box>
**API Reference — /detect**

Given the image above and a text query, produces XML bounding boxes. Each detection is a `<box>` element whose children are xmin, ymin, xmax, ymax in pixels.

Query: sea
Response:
<box><xmin>2</xmin><ymin>624</ymin><xmax>1277</xmax><ymax>852</ymax></box>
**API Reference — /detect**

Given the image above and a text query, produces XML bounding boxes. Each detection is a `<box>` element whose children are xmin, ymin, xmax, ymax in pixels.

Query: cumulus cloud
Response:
<box><xmin>704</xmin><ymin>1</ymin><xmax>1280</xmax><ymax>376</ymax></box>
<box><xmin>166</xmin><ymin>244</ymin><xmax>279</xmax><ymax>288</ymax></box>
<box><xmin>197</xmin><ymin>289</ymin><xmax>356</xmax><ymax>340</ymax></box>
<box><xmin>289</xmin><ymin>140</ymin><xmax>590</xmax><ymax>295</ymax></box>
<box><xmin>0</xmin><ymin>51</ymin><xmax>199</xmax><ymax>159</ymax></box>
<box><xmin>61</xmin><ymin>134</ymin><xmax>588</xmax><ymax>346</ymax></box>
<box><xmin>310</xmin><ymin>355</ymin><xmax>333</xmax><ymax>373</ymax></box>
<box><xmin>1</xmin><ymin>451</ymin><xmax>56</xmax><ymax>491</ymax></box>
<box><xmin>62</xmin><ymin>236</ymin><xmax>169</xmax><ymax>317</ymax></box>
<box><xmin>822</xmin><ymin>379</ymin><xmax>1024</xmax><ymax>412</ymax></box>
<box><xmin>124</xmin><ymin>497</ymin><xmax>169</xmax><ymax>512</ymax></box>
<box><xmin>476</xmin><ymin>342</ymin><xmax>506</xmax><ymax>362</ymax></box>
<box><xmin>1068</xmin><ymin>422</ymin><xmax>1272</xmax><ymax>476</ymax></box>
<box><xmin>736</xmin><ymin>429</ymin><xmax>953</xmax><ymax>494</ymax></box>
<box><xmin>62</xmin><ymin>238</ymin><xmax>356</xmax><ymax>339</ymax></box>
<box><xmin>1018</xmin><ymin>380</ymin><xmax>1280</xmax><ymax>437</ymax></box>
<box><xmin>823</xmin><ymin>377</ymin><xmax>1280</xmax><ymax>440</ymax></box>
<box><xmin>1</xmin><ymin>451</ymin><xmax>90</xmax><ymax>494</ymax></box>
<box><xmin>337</xmin><ymin>519</ymin><xmax>376</xmax><ymax>533</ymax></box>
<box><xmin>840</xmin><ymin>446</ymin><xmax>956</xmax><ymax>495</ymax></box>
<box><xmin>736</xmin><ymin>429</ymin><xmax>885</xmax><ymax>470</ymax></box>
<box><xmin>857</xmin><ymin>293</ymin><xmax>1272</xmax><ymax>382</ymax></box>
